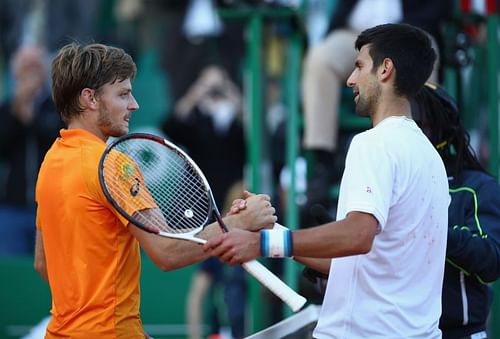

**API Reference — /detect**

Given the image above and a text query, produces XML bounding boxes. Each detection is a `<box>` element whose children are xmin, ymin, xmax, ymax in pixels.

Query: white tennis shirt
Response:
<box><xmin>313</xmin><ymin>116</ymin><xmax>449</xmax><ymax>339</ymax></box>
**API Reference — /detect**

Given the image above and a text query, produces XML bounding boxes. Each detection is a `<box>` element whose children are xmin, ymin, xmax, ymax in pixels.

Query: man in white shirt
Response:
<box><xmin>205</xmin><ymin>23</ymin><xmax>450</xmax><ymax>338</ymax></box>
<box><xmin>301</xmin><ymin>0</ymin><xmax>450</xmax><ymax>216</ymax></box>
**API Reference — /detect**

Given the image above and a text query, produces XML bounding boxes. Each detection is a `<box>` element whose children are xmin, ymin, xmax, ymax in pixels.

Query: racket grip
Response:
<box><xmin>241</xmin><ymin>260</ymin><xmax>307</xmax><ymax>312</ymax></box>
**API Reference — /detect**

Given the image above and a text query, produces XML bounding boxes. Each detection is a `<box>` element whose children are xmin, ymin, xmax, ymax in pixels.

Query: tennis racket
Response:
<box><xmin>98</xmin><ymin>132</ymin><xmax>307</xmax><ymax>312</ymax></box>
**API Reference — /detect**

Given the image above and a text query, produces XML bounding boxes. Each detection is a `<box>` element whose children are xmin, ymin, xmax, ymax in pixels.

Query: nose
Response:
<box><xmin>346</xmin><ymin>70</ymin><xmax>356</xmax><ymax>88</ymax></box>
<box><xmin>129</xmin><ymin>95</ymin><xmax>139</xmax><ymax>111</ymax></box>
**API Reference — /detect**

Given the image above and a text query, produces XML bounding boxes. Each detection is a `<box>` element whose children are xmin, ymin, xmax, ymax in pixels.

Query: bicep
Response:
<box><xmin>345</xmin><ymin>211</ymin><xmax>379</xmax><ymax>245</ymax></box>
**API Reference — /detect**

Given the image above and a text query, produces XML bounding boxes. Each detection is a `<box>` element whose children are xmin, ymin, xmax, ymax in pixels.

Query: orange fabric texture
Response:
<box><xmin>36</xmin><ymin>129</ymin><xmax>148</xmax><ymax>338</ymax></box>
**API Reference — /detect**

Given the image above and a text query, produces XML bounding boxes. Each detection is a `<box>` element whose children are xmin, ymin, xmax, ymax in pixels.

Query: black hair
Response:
<box><xmin>355</xmin><ymin>23</ymin><xmax>436</xmax><ymax>98</ymax></box>
<box><xmin>413</xmin><ymin>83</ymin><xmax>486</xmax><ymax>180</ymax></box>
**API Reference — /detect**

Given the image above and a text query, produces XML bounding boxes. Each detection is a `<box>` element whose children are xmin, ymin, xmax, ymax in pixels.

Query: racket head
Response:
<box><xmin>98</xmin><ymin>133</ymin><xmax>215</xmax><ymax>236</ymax></box>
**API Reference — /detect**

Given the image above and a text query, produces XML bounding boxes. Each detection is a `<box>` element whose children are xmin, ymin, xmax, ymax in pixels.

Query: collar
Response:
<box><xmin>59</xmin><ymin>128</ymin><xmax>107</xmax><ymax>145</ymax></box>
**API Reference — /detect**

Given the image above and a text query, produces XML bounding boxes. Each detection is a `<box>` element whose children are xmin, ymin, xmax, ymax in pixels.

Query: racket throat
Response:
<box><xmin>158</xmin><ymin>231</ymin><xmax>207</xmax><ymax>244</ymax></box>
<box><xmin>214</xmin><ymin>211</ymin><xmax>229</xmax><ymax>232</ymax></box>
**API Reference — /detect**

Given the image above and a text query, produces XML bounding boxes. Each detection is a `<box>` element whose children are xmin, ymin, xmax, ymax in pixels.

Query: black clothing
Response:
<box><xmin>162</xmin><ymin>108</ymin><xmax>245</xmax><ymax>207</ymax></box>
<box><xmin>0</xmin><ymin>90</ymin><xmax>63</xmax><ymax>206</ymax></box>
<box><xmin>441</xmin><ymin>170</ymin><xmax>500</xmax><ymax>338</ymax></box>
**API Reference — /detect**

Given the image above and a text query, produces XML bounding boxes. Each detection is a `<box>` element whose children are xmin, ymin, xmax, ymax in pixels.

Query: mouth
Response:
<box><xmin>353</xmin><ymin>91</ymin><xmax>359</xmax><ymax>103</ymax></box>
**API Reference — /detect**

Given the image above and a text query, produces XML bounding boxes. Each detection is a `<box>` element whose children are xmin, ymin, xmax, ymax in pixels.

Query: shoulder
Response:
<box><xmin>348</xmin><ymin>123</ymin><xmax>404</xmax><ymax>154</ymax></box>
<box><xmin>81</xmin><ymin>140</ymin><xmax>107</xmax><ymax>173</ymax></box>
<box><xmin>80</xmin><ymin>139</ymin><xmax>108</xmax><ymax>192</ymax></box>
<box><xmin>457</xmin><ymin>170</ymin><xmax>498</xmax><ymax>190</ymax></box>
<box><xmin>81</xmin><ymin>139</ymin><xmax>106</xmax><ymax>161</ymax></box>
<box><xmin>449</xmin><ymin>171</ymin><xmax>500</xmax><ymax>210</ymax></box>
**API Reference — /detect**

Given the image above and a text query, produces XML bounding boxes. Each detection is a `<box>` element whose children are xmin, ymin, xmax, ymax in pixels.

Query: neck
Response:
<box><xmin>371</xmin><ymin>94</ymin><xmax>412</xmax><ymax>127</ymax></box>
<box><xmin>67</xmin><ymin>114</ymin><xmax>107</xmax><ymax>142</ymax></box>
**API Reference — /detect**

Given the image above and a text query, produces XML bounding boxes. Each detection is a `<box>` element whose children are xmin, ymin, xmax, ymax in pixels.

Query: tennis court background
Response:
<box><xmin>0</xmin><ymin>255</ymin><xmax>198</xmax><ymax>339</ymax></box>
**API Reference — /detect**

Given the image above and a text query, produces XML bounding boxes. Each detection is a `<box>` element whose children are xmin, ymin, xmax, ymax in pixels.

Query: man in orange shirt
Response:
<box><xmin>34</xmin><ymin>42</ymin><xmax>277</xmax><ymax>338</ymax></box>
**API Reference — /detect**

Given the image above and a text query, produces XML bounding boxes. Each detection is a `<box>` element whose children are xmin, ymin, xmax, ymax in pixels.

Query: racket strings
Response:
<box><xmin>102</xmin><ymin>139</ymin><xmax>211</xmax><ymax>234</ymax></box>
<box><xmin>104</xmin><ymin>184</ymin><xmax>185</xmax><ymax>233</ymax></box>
<box><xmin>104</xmin><ymin>157</ymin><xmax>209</xmax><ymax>233</ymax></box>
<box><xmin>106</xmin><ymin>163</ymin><xmax>208</xmax><ymax>232</ymax></box>
<box><xmin>137</xmin><ymin>145</ymin><xmax>209</xmax><ymax>229</ymax></box>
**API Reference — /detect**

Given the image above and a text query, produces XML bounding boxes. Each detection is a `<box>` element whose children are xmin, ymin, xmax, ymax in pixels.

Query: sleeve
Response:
<box><xmin>95</xmin><ymin>150</ymin><xmax>158</xmax><ymax>228</ymax></box>
<box><xmin>446</xmin><ymin>175</ymin><xmax>500</xmax><ymax>283</ymax></box>
<box><xmin>104</xmin><ymin>151</ymin><xmax>158</xmax><ymax>217</ymax></box>
<box><xmin>341</xmin><ymin>135</ymin><xmax>395</xmax><ymax>231</ymax></box>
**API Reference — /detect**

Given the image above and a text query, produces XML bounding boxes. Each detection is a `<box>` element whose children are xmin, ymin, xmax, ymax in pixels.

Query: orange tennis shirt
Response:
<box><xmin>36</xmin><ymin>129</ymin><xmax>151</xmax><ymax>338</ymax></box>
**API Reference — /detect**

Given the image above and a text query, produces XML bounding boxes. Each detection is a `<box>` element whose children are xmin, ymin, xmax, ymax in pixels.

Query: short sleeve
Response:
<box><xmin>101</xmin><ymin>150</ymin><xmax>158</xmax><ymax>226</ymax></box>
<box><xmin>340</xmin><ymin>135</ymin><xmax>395</xmax><ymax>230</ymax></box>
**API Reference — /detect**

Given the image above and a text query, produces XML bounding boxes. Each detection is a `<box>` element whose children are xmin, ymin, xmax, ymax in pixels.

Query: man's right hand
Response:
<box><xmin>228</xmin><ymin>192</ymin><xmax>276</xmax><ymax>232</ymax></box>
<box><xmin>226</xmin><ymin>190</ymin><xmax>253</xmax><ymax>216</ymax></box>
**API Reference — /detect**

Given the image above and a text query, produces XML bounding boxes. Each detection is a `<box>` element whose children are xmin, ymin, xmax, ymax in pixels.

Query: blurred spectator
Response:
<box><xmin>162</xmin><ymin>65</ymin><xmax>247</xmax><ymax>339</ymax></box>
<box><xmin>150</xmin><ymin>0</ymin><xmax>245</xmax><ymax>105</ymax></box>
<box><xmin>0</xmin><ymin>44</ymin><xmax>63</xmax><ymax>256</ymax></box>
<box><xmin>301</xmin><ymin>0</ymin><xmax>452</xmax><ymax>220</ymax></box>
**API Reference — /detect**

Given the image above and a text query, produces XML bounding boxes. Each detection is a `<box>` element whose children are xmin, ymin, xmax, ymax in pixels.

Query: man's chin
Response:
<box><xmin>354</xmin><ymin>109</ymin><xmax>370</xmax><ymax>117</ymax></box>
<box><xmin>110</xmin><ymin>128</ymin><xmax>128</xmax><ymax>138</ymax></box>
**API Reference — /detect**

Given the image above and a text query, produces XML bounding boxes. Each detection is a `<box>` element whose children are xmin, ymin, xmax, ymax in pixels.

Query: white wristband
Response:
<box><xmin>260</xmin><ymin>229</ymin><xmax>293</xmax><ymax>258</ymax></box>
<box><xmin>272</xmin><ymin>223</ymin><xmax>289</xmax><ymax>231</ymax></box>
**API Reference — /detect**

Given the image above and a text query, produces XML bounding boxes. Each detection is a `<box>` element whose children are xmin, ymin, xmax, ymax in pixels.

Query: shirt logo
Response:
<box><xmin>366</xmin><ymin>186</ymin><xmax>372</xmax><ymax>193</ymax></box>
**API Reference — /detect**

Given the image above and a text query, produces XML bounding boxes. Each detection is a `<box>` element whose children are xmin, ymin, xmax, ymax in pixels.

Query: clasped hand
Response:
<box><xmin>204</xmin><ymin>191</ymin><xmax>273</xmax><ymax>264</ymax></box>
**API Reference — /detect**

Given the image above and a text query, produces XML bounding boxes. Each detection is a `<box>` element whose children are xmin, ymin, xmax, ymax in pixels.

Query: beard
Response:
<box><xmin>97</xmin><ymin>102</ymin><xmax>128</xmax><ymax>138</ymax></box>
<box><xmin>355</xmin><ymin>82</ymin><xmax>381</xmax><ymax>117</ymax></box>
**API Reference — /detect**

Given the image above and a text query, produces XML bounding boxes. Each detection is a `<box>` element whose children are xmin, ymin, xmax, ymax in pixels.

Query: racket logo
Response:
<box><xmin>184</xmin><ymin>209</ymin><xmax>194</xmax><ymax>218</ymax></box>
<box><xmin>130</xmin><ymin>178</ymin><xmax>140</xmax><ymax>197</ymax></box>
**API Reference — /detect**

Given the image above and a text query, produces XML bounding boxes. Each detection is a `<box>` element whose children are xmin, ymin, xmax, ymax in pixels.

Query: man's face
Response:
<box><xmin>346</xmin><ymin>45</ymin><xmax>381</xmax><ymax>117</ymax></box>
<box><xmin>95</xmin><ymin>78</ymin><xmax>139</xmax><ymax>138</ymax></box>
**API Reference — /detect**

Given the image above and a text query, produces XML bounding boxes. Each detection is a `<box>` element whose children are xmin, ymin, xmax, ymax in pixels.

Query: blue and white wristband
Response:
<box><xmin>260</xmin><ymin>228</ymin><xmax>293</xmax><ymax>258</ymax></box>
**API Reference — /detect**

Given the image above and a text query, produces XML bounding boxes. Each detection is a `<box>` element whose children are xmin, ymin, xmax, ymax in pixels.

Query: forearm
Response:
<box><xmin>148</xmin><ymin>237</ymin><xmax>210</xmax><ymax>271</ymax></box>
<box><xmin>292</xmin><ymin>215</ymin><xmax>377</xmax><ymax>258</ymax></box>
<box><xmin>161</xmin><ymin>218</ymin><xmax>249</xmax><ymax>269</ymax></box>
<box><xmin>204</xmin><ymin>212</ymin><xmax>377</xmax><ymax>265</ymax></box>
<box><xmin>130</xmin><ymin>223</ymin><xmax>217</xmax><ymax>271</ymax></box>
<box><xmin>294</xmin><ymin>257</ymin><xmax>331</xmax><ymax>275</ymax></box>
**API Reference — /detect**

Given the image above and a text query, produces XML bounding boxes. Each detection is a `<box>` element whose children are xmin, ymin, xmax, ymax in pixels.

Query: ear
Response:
<box><xmin>378</xmin><ymin>58</ymin><xmax>395</xmax><ymax>82</ymax></box>
<box><xmin>80</xmin><ymin>88</ymin><xmax>97</xmax><ymax>109</ymax></box>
